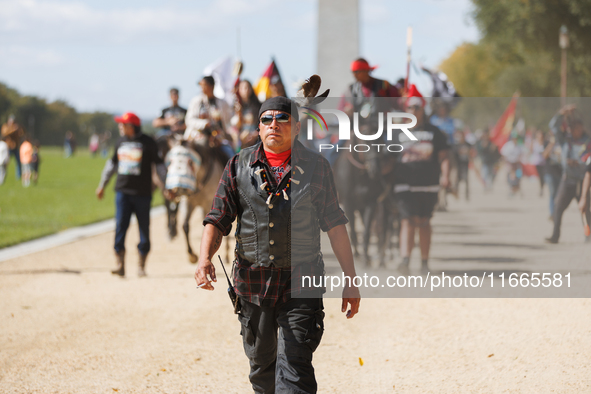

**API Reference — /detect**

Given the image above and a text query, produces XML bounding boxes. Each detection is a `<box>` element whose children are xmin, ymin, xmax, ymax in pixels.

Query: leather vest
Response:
<box><xmin>235</xmin><ymin>143</ymin><xmax>321</xmax><ymax>268</ymax></box>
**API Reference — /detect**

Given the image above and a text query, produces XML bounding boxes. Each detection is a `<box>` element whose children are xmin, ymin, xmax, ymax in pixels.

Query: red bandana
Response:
<box><xmin>264</xmin><ymin>149</ymin><xmax>291</xmax><ymax>181</ymax></box>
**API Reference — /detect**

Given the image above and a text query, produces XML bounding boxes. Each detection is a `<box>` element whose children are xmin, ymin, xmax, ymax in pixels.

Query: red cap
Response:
<box><xmin>405</xmin><ymin>84</ymin><xmax>426</xmax><ymax>108</ymax></box>
<box><xmin>114</xmin><ymin>112</ymin><xmax>141</xmax><ymax>126</ymax></box>
<box><xmin>351</xmin><ymin>58</ymin><xmax>378</xmax><ymax>72</ymax></box>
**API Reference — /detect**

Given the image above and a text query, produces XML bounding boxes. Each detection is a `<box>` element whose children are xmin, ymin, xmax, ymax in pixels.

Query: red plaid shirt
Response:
<box><xmin>204</xmin><ymin>140</ymin><xmax>348</xmax><ymax>306</ymax></box>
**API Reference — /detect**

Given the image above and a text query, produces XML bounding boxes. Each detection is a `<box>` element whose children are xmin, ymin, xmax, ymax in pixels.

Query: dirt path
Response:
<box><xmin>1</xmin><ymin>173</ymin><xmax>590</xmax><ymax>393</ymax></box>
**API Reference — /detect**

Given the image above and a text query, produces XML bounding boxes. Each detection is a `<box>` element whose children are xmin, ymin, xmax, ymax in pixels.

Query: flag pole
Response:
<box><xmin>404</xmin><ymin>26</ymin><xmax>413</xmax><ymax>94</ymax></box>
<box><xmin>236</xmin><ymin>26</ymin><xmax>241</xmax><ymax>59</ymax></box>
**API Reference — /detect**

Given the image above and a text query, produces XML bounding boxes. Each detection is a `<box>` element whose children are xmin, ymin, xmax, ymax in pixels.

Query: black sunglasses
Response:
<box><xmin>260</xmin><ymin>113</ymin><xmax>290</xmax><ymax>125</ymax></box>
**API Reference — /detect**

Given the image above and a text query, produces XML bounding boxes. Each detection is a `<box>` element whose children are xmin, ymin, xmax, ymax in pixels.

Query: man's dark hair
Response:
<box><xmin>170</xmin><ymin>87</ymin><xmax>179</xmax><ymax>95</ymax></box>
<box><xmin>133</xmin><ymin>124</ymin><xmax>142</xmax><ymax>135</ymax></box>
<box><xmin>202</xmin><ymin>76</ymin><xmax>215</xmax><ymax>87</ymax></box>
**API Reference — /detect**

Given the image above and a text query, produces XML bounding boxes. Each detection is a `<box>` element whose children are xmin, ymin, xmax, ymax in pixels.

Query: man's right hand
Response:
<box><xmin>195</xmin><ymin>258</ymin><xmax>217</xmax><ymax>291</ymax></box>
<box><xmin>96</xmin><ymin>187</ymin><xmax>104</xmax><ymax>200</ymax></box>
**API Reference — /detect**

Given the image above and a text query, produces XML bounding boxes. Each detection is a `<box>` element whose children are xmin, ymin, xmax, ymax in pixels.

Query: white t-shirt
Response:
<box><xmin>501</xmin><ymin>140</ymin><xmax>522</xmax><ymax>164</ymax></box>
<box><xmin>0</xmin><ymin>140</ymin><xmax>9</xmax><ymax>165</ymax></box>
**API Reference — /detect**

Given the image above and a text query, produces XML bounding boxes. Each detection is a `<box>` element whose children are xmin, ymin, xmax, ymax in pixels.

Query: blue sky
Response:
<box><xmin>0</xmin><ymin>0</ymin><xmax>479</xmax><ymax>118</ymax></box>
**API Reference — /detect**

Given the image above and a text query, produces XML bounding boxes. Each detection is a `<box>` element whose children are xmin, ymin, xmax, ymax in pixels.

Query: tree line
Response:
<box><xmin>0</xmin><ymin>82</ymin><xmax>118</xmax><ymax>146</ymax></box>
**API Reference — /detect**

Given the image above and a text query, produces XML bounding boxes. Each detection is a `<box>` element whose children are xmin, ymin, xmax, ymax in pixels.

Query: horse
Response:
<box><xmin>156</xmin><ymin>134</ymin><xmax>229</xmax><ymax>263</ymax></box>
<box><xmin>333</xmin><ymin>138</ymin><xmax>398</xmax><ymax>268</ymax></box>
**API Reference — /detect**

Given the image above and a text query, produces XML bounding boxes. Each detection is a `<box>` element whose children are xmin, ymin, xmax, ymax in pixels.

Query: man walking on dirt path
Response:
<box><xmin>96</xmin><ymin>112</ymin><xmax>167</xmax><ymax>277</ymax></box>
<box><xmin>195</xmin><ymin>96</ymin><xmax>360</xmax><ymax>393</ymax></box>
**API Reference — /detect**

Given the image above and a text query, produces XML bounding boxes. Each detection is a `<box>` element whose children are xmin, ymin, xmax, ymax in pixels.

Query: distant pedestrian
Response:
<box><xmin>501</xmin><ymin>134</ymin><xmax>523</xmax><ymax>197</ymax></box>
<box><xmin>96</xmin><ymin>113</ymin><xmax>167</xmax><ymax>277</ymax></box>
<box><xmin>31</xmin><ymin>139</ymin><xmax>40</xmax><ymax>185</ymax></box>
<box><xmin>0</xmin><ymin>138</ymin><xmax>9</xmax><ymax>185</ymax></box>
<box><xmin>541</xmin><ymin>135</ymin><xmax>563</xmax><ymax>217</ymax></box>
<box><xmin>577</xmin><ymin>158</ymin><xmax>591</xmax><ymax>232</ymax></box>
<box><xmin>1</xmin><ymin>115</ymin><xmax>25</xmax><ymax>179</ymax></box>
<box><xmin>529</xmin><ymin>130</ymin><xmax>546</xmax><ymax>196</ymax></box>
<box><xmin>430</xmin><ymin>101</ymin><xmax>457</xmax><ymax>145</ymax></box>
<box><xmin>64</xmin><ymin>131</ymin><xmax>74</xmax><ymax>158</ymax></box>
<box><xmin>89</xmin><ymin>133</ymin><xmax>100</xmax><ymax>157</ymax></box>
<box><xmin>100</xmin><ymin>131</ymin><xmax>112</xmax><ymax>157</ymax></box>
<box><xmin>19</xmin><ymin>136</ymin><xmax>33</xmax><ymax>187</ymax></box>
<box><xmin>545</xmin><ymin>105</ymin><xmax>591</xmax><ymax>244</ymax></box>
<box><xmin>453</xmin><ymin>130</ymin><xmax>472</xmax><ymax>201</ymax></box>
<box><xmin>476</xmin><ymin>129</ymin><xmax>500</xmax><ymax>192</ymax></box>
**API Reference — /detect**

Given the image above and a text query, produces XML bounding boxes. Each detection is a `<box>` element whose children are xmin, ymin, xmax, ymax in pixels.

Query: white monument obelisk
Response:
<box><xmin>317</xmin><ymin>0</ymin><xmax>359</xmax><ymax>97</ymax></box>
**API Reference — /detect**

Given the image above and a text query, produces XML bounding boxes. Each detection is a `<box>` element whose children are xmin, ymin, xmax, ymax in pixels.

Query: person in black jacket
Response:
<box><xmin>96</xmin><ymin>112</ymin><xmax>167</xmax><ymax>277</ymax></box>
<box><xmin>194</xmin><ymin>97</ymin><xmax>360</xmax><ymax>393</ymax></box>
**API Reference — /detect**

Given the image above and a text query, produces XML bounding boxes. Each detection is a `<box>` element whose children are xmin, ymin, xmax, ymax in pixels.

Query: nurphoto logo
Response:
<box><xmin>302</xmin><ymin>108</ymin><xmax>418</xmax><ymax>153</ymax></box>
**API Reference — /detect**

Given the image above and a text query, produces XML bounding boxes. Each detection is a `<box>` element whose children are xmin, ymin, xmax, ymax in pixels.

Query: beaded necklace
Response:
<box><xmin>255</xmin><ymin>165</ymin><xmax>304</xmax><ymax>205</ymax></box>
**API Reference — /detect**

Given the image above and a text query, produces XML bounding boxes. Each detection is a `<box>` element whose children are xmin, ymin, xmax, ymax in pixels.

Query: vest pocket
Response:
<box><xmin>236</xmin><ymin>234</ymin><xmax>257</xmax><ymax>260</ymax></box>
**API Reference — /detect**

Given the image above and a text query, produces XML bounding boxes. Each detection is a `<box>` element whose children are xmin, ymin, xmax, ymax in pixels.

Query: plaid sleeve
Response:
<box><xmin>203</xmin><ymin>155</ymin><xmax>240</xmax><ymax>236</ymax></box>
<box><xmin>315</xmin><ymin>156</ymin><xmax>348</xmax><ymax>232</ymax></box>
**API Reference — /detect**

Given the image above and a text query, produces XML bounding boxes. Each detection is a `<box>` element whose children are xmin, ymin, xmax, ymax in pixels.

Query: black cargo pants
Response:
<box><xmin>237</xmin><ymin>297</ymin><xmax>324</xmax><ymax>394</ymax></box>
<box><xmin>551</xmin><ymin>178</ymin><xmax>591</xmax><ymax>241</ymax></box>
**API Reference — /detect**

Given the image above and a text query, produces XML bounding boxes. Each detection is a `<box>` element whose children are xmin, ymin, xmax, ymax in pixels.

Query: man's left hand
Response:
<box><xmin>342</xmin><ymin>285</ymin><xmax>361</xmax><ymax>319</ymax></box>
<box><xmin>440</xmin><ymin>175</ymin><xmax>450</xmax><ymax>189</ymax></box>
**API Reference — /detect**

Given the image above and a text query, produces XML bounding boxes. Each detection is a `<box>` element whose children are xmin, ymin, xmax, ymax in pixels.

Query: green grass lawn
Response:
<box><xmin>0</xmin><ymin>147</ymin><xmax>163</xmax><ymax>249</ymax></box>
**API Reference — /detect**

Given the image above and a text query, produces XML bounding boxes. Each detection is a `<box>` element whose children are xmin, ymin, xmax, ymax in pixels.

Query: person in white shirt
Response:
<box><xmin>0</xmin><ymin>138</ymin><xmax>9</xmax><ymax>185</ymax></box>
<box><xmin>501</xmin><ymin>134</ymin><xmax>523</xmax><ymax>196</ymax></box>
<box><xmin>184</xmin><ymin>76</ymin><xmax>235</xmax><ymax>159</ymax></box>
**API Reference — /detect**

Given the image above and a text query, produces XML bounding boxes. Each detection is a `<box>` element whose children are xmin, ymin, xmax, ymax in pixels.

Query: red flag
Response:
<box><xmin>490</xmin><ymin>94</ymin><xmax>519</xmax><ymax>149</ymax></box>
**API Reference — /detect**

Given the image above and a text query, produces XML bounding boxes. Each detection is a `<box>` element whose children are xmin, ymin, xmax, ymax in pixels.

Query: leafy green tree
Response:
<box><xmin>441</xmin><ymin>0</ymin><xmax>591</xmax><ymax>98</ymax></box>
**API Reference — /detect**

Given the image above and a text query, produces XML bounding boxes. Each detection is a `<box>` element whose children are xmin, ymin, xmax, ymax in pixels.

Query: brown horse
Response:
<box><xmin>156</xmin><ymin>135</ymin><xmax>229</xmax><ymax>263</ymax></box>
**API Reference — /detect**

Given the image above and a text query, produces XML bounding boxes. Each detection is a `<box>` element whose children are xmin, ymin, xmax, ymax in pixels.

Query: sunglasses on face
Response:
<box><xmin>260</xmin><ymin>113</ymin><xmax>290</xmax><ymax>125</ymax></box>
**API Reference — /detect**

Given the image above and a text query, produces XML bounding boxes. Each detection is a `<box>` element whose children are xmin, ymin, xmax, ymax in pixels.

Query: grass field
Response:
<box><xmin>0</xmin><ymin>147</ymin><xmax>163</xmax><ymax>249</ymax></box>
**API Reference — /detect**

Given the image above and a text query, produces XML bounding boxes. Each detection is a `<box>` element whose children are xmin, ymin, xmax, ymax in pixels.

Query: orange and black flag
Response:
<box><xmin>254</xmin><ymin>59</ymin><xmax>284</xmax><ymax>102</ymax></box>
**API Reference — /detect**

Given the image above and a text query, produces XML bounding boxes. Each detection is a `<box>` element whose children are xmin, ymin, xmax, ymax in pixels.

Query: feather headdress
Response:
<box><xmin>294</xmin><ymin>74</ymin><xmax>330</xmax><ymax>107</ymax></box>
